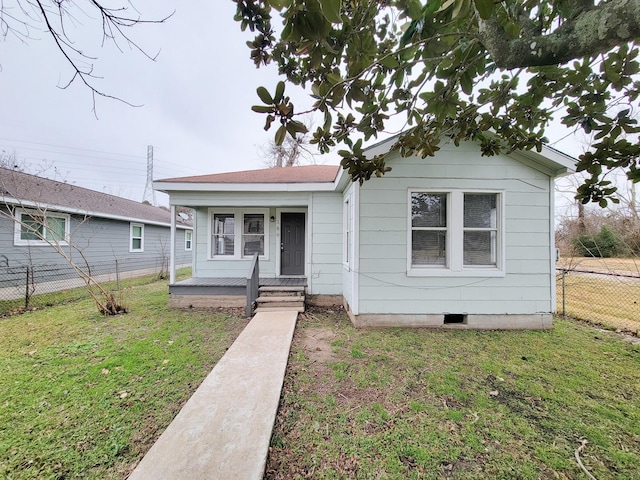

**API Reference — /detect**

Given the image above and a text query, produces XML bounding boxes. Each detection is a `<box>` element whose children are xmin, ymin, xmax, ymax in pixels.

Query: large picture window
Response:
<box><xmin>408</xmin><ymin>190</ymin><xmax>503</xmax><ymax>276</ymax></box>
<box><xmin>14</xmin><ymin>209</ymin><xmax>69</xmax><ymax>246</ymax></box>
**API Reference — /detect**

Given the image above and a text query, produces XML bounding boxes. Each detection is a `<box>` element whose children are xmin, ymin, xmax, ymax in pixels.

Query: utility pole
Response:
<box><xmin>142</xmin><ymin>145</ymin><xmax>156</xmax><ymax>205</ymax></box>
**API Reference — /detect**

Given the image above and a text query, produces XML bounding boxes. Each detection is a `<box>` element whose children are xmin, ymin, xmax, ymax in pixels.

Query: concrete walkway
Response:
<box><xmin>128</xmin><ymin>310</ymin><xmax>298</xmax><ymax>480</ymax></box>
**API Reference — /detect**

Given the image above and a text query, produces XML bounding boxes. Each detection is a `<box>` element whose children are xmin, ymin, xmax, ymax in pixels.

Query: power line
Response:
<box><xmin>0</xmin><ymin>137</ymin><xmax>146</xmax><ymax>159</ymax></box>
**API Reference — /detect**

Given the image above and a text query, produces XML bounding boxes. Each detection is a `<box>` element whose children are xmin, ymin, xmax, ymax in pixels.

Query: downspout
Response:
<box><xmin>170</xmin><ymin>205</ymin><xmax>176</xmax><ymax>285</ymax></box>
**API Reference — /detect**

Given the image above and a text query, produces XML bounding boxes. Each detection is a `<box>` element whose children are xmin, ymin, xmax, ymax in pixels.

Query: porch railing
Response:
<box><xmin>246</xmin><ymin>253</ymin><xmax>259</xmax><ymax>317</ymax></box>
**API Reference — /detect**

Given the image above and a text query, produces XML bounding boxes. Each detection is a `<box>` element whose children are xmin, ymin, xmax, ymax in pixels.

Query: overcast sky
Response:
<box><xmin>0</xmin><ymin>1</ymin><xmax>331</xmax><ymax>205</ymax></box>
<box><xmin>0</xmin><ymin>1</ymin><xmax>588</xmax><ymax>210</ymax></box>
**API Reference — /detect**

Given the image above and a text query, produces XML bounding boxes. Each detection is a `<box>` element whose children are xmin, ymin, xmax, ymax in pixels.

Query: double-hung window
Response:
<box><xmin>209</xmin><ymin>209</ymin><xmax>269</xmax><ymax>259</ymax></box>
<box><xmin>242</xmin><ymin>214</ymin><xmax>264</xmax><ymax>256</ymax></box>
<box><xmin>14</xmin><ymin>208</ymin><xmax>69</xmax><ymax>246</ymax></box>
<box><xmin>409</xmin><ymin>190</ymin><xmax>503</xmax><ymax>276</ymax></box>
<box><xmin>130</xmin><ymin>223</ymin><xmax>144</xmax><ymax>252</ymax></box>
<box><xmin>212</xmin><ymin>214</ymin><xmax>235</xmax><ymax>256</ymax></box>
<box><xmin>185</xmin><ymin>231</ymin><xmax>193</xmax><ymax>251</ymax></box>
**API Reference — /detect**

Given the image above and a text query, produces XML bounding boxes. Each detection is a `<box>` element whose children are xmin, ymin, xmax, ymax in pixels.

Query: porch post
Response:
<box><xmin>170</xmin><ymin>205</ymin><xmax>176</xmax><ymax>284</ymax></box>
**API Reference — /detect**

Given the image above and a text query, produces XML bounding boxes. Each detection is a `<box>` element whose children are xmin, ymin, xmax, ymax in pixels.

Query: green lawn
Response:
<box><xmin>266</xmin><ymin>310</ymin><xmax>640</xmax><ymax>479</ymax></box>
<box><xmin>2</xmin><ymin>281</ymin><xmax>639</xmax><ymax>480</ymax></box>
<box><xmin>0</xmin><ymin>280</ymin><xmax>249</xmax><ymax>479</ymax></box>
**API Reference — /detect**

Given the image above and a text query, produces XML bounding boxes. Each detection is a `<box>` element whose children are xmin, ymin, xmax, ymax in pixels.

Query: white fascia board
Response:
<box><xmin>0</xmin><ymin>196</ymin><xmax>192</xmax><ymax>230</ymax></box>
<box><xmin>511</xmin><ymin>148</ymin><xmax>576</xmax><ymax>178</ymax></box>
<box><xmin>153</xmin><ymin>181</ymin><xmax>339</xmax><ymax>193</ymax></box>
<box><xmin>334</xmin><ymin>167</ymin><xmax>354</xmax><ymax>192</ymax></box>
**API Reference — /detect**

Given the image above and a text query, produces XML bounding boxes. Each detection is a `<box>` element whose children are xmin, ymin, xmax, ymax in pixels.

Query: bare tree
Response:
<box><xmin>1</xmin><ymin>1</ymin><xmax>171</xmax><ymax>110</ymax></box>
<box><xmin>259</xmin><ymin>118</ymin><xmax>316</xmax><ymax>168</ymax></box>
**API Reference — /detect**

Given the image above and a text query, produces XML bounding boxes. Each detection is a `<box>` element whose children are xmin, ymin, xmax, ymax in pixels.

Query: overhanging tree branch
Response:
<box><xmin>478</xmin><ymin>0</ymin><xmax>640</xmax><ymax>68</ymax></box>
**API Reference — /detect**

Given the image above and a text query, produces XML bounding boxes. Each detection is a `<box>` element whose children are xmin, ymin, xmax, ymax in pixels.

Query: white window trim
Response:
<box><xmin>185</xmin><ymin>230</ymin><xmax>193</xmax><ymax>251</ymax></box>
<box><xmin>207</xmin><ymin>208</ymin><xmax>270</xmax><ymax>260</ymax></box>
<box><xmin>407</xmin><ymin>189</ymin><xmax>505</xmax><ymax>277</ymax></box>
<box><xmin>130</xmin><ymin>223</ymin><xmax>145</xmax><ymax>253</ymax></box>
<box><xmin>13</xmin><ymin>208</ymin><xmax>70</xmax><ymax>246</ymax></box>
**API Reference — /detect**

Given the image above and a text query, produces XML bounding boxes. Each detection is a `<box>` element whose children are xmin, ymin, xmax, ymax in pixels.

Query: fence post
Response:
<box><xmin>561</xmin><ymin>269</ymin><xmax>566</xmax><ymax>317</ymax></box>
<box><xmin>24</xmin><ymin>266</ymin><xmax>30</xmax><ymax>310</ymax></box>
<box><xmin>115</xmin><ymin>259</ymin><xmax>120</xmax><ymax>290</ymax></box>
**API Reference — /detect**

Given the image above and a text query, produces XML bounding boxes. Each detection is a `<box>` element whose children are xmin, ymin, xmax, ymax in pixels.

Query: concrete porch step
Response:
<box><xmin>256</xmin><ymin>295</ymin><xmax>305</xmax><ymax>304</ymax></box>
<box><xmin>259</xmin><ymin>285</ymin><xmax>305</xmax><ymax>292</ymax></box>
<box><xmin>258</xmin><ymin>286</ymin><xmax>305</xmax><ymax>297</ymax></box>
<box><xmin>255</xmin><ymin>305</ymin><xmax>305</xmax><ymax>313</ymax></box>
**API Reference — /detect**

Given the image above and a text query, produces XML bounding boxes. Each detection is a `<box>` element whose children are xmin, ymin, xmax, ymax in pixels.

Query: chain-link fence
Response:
<box><xmin>0</xmin><ymin>256</ymin><xmax>170</xmax><ymax>316</ymax></box>
<box><xmin>556</xmin><ymin>268</ymin><xmax>640</xmax><ymax>335</ymax></box>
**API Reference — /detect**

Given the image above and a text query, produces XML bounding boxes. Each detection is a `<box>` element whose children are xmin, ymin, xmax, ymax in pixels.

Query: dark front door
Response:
<box><xmin>281</xmin><ymin>212</ymin><xmax>305</xmax><ymax>275</ymax></box>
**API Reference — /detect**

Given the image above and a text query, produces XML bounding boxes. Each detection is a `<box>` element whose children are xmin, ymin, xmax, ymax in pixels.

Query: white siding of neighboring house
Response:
<box><xmin>355</xmin><ymin>141</ymin><xmax>555</xmax><ymax>316</ymax></box>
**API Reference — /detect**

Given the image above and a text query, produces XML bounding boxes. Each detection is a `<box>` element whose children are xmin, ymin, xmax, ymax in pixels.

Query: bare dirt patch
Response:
<box><xmin>299</xmin><ymin>326</ymin><xmax>338</xmax><ymax>364</ymax></box>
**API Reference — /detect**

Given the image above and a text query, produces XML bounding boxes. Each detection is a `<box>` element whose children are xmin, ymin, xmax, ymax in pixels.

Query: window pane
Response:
<box><xmin>464</xmin><ymin>231</ymin><xmax>496</xmax><ymax>265</ymax></box>
<box><xmin>243</xmin><ymin>235</ymin><xmax>264</xmax><ymax>255</ymax></box>
<box><xmin>243</xmin><ymin>214</ymin><xmax>264</xmax><ymax>256</ymax></box>
<box><xmin>412</xmin><ymin>230</ymin><xmax>446</xmax><ymax>265</ymax></box>
<box><xmin>132</xmin><ymin>225</ymin><xmax>143</xmax><ymax>238</ymax></box>
<box><xmin>411</xmin><ymin>193</ymin><xmax>446</xmax><ymax>227</ymax></box>
<box><xmin>213</xmin><ymin>214</ymin><xmax>234</xmax><ymax>255</ymax></box>
<box><xmin>21</xmin><ymin>215</ymin><xmax>43</xmax><ymax>240</ymax></box>
<box><xmin>132</xmin><ymin>238</ymin><xmax>142</xmax><ymax>250</ymax></box>
<box><xmin>464</xmin><ymin>194</ymin><xmax>497</xmax><ymax>228</ymax></box>
<box><xmin>45</xmin><ymin>217</ymin><xmax>65</xmax><ymax>242</ymax></box>
<box><xmin>244</xmin><ymin>214</ymin><xmax>264</xmax><ymax>234</ymax></box>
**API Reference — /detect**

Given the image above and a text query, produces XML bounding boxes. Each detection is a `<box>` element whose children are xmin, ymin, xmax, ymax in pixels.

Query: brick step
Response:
<box><xmin>256</xmin><ymin>296</ymin><xmax>305</xmax><ymax>304</ymax></box>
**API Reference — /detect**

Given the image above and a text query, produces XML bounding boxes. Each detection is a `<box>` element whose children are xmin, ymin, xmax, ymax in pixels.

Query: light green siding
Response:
<box><xmin>355</xmin><ymin>141</ymin><xmax>555</xmax><ymax>316</ymax></box>
<box><xmin>185</xmin><ymin>191</ymin><xmax>343</xmax><ymax>295</ymax></box>
<box><xmin>310</xmin><ymin>192</ymin><xmax>343</xmax><ymax>295</ymax></box>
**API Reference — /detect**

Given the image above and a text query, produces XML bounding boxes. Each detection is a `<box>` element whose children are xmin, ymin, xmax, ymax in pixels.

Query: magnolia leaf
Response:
<box><xmin>275</xmin><ymin>124</ymin><xmax>287</xmax><ymax>145</ymax></box>
<box><xmin>474</xmin><ymin>0</ymin><xmax>494</xmax><ymax>19</ymax></box>
<box><xmin>251</xmin><ymin>105</ymin><xmax>274</xmax><ymax>113</ymax></box>
<box><xmin>274</xmin><ymin>81</ymin><xmax>285</xmax><ymax>103</ymax></box>
<box><xmin>319</xmin><ymin>0</ymin><xmax>342</xmax><ymax>23</ymax></box>
<box><xmin>256</xmin><ymin>86</ymin><xmax>273</xmax><ymax>105</ymax></box>
<box><xmin>452</xmin><ymin>0</ymin><xmax>469</xmax><ymax>18</ymax></box>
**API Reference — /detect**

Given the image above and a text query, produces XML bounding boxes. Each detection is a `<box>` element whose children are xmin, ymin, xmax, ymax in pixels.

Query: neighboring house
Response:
<box><xmin>154</xmin><ymin>138</ymin><xmax>575</xmax><ymax>329</ymax></box>
<box><xmin>0</xmin><ymin>167</ymin><xmax>193</xmax><ymax>296</ymax></box>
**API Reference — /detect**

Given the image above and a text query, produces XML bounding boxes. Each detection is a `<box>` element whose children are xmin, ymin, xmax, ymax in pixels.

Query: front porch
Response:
<box><xmin>168</xmin><ymin>276</ymin><xmax>307</xmax><ymax>314</ymax></box>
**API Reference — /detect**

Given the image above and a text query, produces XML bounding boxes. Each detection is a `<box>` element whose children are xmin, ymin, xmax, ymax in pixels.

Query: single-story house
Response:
<box><xmin>154</xmin><ymin>137</ymin><xmax>575</xmax><ymax>329</ymax></box>
<box><xmin>0</xmin><ymin>167</ymin><xmax>193</xmax><ymax>298</ymax></box>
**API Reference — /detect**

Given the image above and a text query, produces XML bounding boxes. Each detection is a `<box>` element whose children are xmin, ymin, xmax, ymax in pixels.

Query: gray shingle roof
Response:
<box><xmin>0</xmin><ymin>167</ymin><xmax>188</xmax><ymax>226</ymax></box>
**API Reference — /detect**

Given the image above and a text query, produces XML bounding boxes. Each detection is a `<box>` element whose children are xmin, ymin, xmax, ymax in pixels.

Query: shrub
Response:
<box><xmin>572</xmin><ymin>225</ymin><xmax>628</xmax><ymax>257</ymax></box>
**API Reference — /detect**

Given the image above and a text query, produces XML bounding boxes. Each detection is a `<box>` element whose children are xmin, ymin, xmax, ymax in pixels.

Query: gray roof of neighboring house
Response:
<box><xmin>0</xmin><ymin>167</ymin><xmax>190</xmax><ymax>227</ymax></box>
